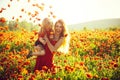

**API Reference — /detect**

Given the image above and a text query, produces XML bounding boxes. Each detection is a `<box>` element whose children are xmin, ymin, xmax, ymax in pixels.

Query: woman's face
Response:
<box><xmin>55</xmin><ymin>22</ymin><xmax>63</xmax><ymax>35</ymax></box>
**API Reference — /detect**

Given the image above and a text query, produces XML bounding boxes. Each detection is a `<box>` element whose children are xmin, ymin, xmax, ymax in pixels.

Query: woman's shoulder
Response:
<box><xmin>60</xmin><ymin>36</ymin><xmax>65</xmax><ymax>40</ymax></box>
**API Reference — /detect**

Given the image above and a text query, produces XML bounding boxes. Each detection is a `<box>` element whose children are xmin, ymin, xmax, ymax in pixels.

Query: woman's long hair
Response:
<box><xmin>54</xmin><ymin>19</ymin><xmax>70</xmax><ymax>54</ymax></box>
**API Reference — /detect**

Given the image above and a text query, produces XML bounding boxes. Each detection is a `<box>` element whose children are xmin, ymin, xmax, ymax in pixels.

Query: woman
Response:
<box><xmin>34</xmin><ymin>19</ymin><xmax>70</xmax><ymax>71</ymax></box>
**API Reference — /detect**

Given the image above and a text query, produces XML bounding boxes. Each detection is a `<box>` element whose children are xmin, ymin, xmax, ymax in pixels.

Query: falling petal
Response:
<box><xmin>48</xmin><ymin>14</ymin><xmax>50</xmax><ymax>17</ymax></box>
<box><xmin>33</xmin><ymin>20</ymin><xmax>35</xmax><ymax>23</ymax></box>
<box><xmin>28</xmin><ymin>12</ymin><xmax>31</xmax><ymax>16</ymax></box>
<box><xmin>31</xmin><ymin>14</ymin><xmax>35</xmax><ymax>17</ymax></box>
<box><xmin>8</xmin><ymin>4</ymin><xmax>10</xmax><ymax>7</ymax></box>
<box><xmin>50</xmin><ymin>11</ymin><xmax>53</xmax><ymax>15</ymax></box>
<box><xmin>86</xmin><ymin>73</ymin><xmax>93</xmax><ymax>79</ymax></box>
<box><xmin>32</xmin><ymin>4</ymin><xmax>36</xmax><ymax>6</ymax></box>
<box><xmin>21</xmin><ymin>8</ymin><xmax>24</xmax><ymax>12</ymax></box>
<box><xmin>24</xmin><ymin>11</ymin><xmax>27</xmax><ymax>13</ymax></box>
<box><xmin>28</xmin><ymin>0</ymin><xmax>30</xmax><ymax>3</ymax></box>
<box><xmin>2</xmin><ymin>8</ymin><xmax>6</xmax><ymax>10</ymax></box>
<box><xmin>16</xmin><ymin>18</ymin><xmax>19</xmax><ymax>22</ymax></box>
<box><xmin>29</xmin><ymin>18</ymin><xmax>32</xmax><ymax>20</ymax></box>
<box><xmin>41</xmin><ymin>3</ymin><xmax>45</xmax><ymax>6</ymax></box>
<box><xmin>38</xmin><ymin>24</ymin><xmax>42</xmax><ymax>27</ymax></box>
<box><xmin>12</xmin><ymin>16</ymin><xmax>14</xmax><ymax>20</ymax></box>
<box><xmin>53</xmin><ymin>15</ymin><xmax>56</xmax><ymax>18</ymax></box>
<box><xmin>36</xmin><ymin>17</ymin><xmax>41</xmax><ymax>21</ymax></box>
<box><xmin>0</xmin><ymin>10</ymin><xmax>2</xmax><ymax>13</ymax></box>
<box><xmin>19</xmin><ymin>15</ymin><xmax>22</xmax><ymax>18</ymax></box>
<box><xmin>39</xmin><ymin>6</ymin><xmax>44</xmax><ymax>11</ymax></box>
<box><xmin>49</xmin><ymin>5</ymin><xmax>52</xmax><ymax>9</ymax></box>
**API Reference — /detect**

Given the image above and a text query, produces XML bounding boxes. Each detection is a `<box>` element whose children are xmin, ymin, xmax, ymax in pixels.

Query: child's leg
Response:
<box><xmin>27</xmin><ymin>43</ymin><xmax>45</xmax><ymax>58</ymax></box>
<box><xmin>32</xmin><ymin>45</ymin><xmax>45</xmax><ymax>56</ymax></box>
<box><xmin>32</xmin><ymin>50</ymin><xmax>45</xmax><ymax>56</ymax></box>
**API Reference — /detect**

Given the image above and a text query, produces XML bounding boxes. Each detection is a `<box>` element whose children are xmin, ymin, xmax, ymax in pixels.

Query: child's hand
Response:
<box><xmin>34</xmin><ymin>45</ymin><xmax>41</xmax><ymax>52</ymax></box>
<box><xmin>39</xmin><ymin>37</ymin><xmax>46</xmax><ymax>45</ymax></box>
<box><xmin>44</xmin><ymin>35</ymin><xmax>48</xmax><ymax>41</ymax></box>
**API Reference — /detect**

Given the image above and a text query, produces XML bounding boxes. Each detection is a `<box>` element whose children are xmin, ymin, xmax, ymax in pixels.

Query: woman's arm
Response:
<box><xmin>45</xmin><ymin>35</ymin><xmax>64</xmax><ymax>52</ymax></box>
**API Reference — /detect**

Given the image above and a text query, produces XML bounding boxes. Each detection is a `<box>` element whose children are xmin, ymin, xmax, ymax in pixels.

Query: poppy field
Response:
<box><xmin>0</xmin><ymin>25</ymin><xmax>120</xmax><ymax>80</ymax></box>
<box><xmin>0</xmin><ymin>0</ymin><xmax>120</xmax><ymax>80</ymax></box>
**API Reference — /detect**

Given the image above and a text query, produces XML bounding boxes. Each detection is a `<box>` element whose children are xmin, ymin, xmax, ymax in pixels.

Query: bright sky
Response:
<box><xmin>0</xmin><ymin>0</ymin><xmax>120</xmax><ymax>25</ymax></box>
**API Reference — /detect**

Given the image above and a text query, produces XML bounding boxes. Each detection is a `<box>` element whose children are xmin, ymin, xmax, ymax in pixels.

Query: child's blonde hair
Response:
<box><xmin>39</xmin><ymin>18</ymin><xmax>53</xmax><ymax>36</ymax></box>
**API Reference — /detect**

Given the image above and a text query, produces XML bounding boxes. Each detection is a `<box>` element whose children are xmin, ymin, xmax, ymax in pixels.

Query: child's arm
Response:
<box><xmin>39</xmin><ymin>37</ymin><xmax>46</xmax><ymax>45</ymax></box>
<box><xmin>32</xmin><ymin>50</ymin><xmax>45</xmax><ymax>56</ymax></box>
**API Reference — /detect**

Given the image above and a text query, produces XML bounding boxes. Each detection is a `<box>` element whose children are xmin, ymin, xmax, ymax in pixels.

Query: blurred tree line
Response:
<box><xmin>0</xmin><ymin>17</ymin><xmax>40</xmax><ymax>32</ymax></box>
<box><xmin>1</xmin><ymin>17</ymin><xmax>120</xmax><ymax>32</ymax></box>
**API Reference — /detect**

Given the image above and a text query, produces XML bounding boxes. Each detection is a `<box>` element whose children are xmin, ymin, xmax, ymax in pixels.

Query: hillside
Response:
<box><xmin>68</xmin><ymin>18</ymin><xmax>120</xmax><ymax>31</ymax></box>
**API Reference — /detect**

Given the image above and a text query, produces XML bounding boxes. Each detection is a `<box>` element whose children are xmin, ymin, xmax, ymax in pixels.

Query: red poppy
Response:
<box><xmin>36</xmin><ymin>17</ymin><xmax>41</xmax><ymax>21</ymax></box>
<box><xmin>80</xmin><ymin>61</ymin><xmax>84</xmax><ymax>66</ymax></box>
<box><xmin>86</xmin><ymin>73</ymin><xmax>93</xmax><ymax>79</ymax></box>
<box><xmin>64</xmin><ymin>34</ymin><xmax>68</xmax><ymax>37</ymax></box>
<box><xmin>101</xmin><ymin>77</ymin><xmax>109</xmax><ymax>80</ymax></box>
<box><xmin>42</xmin><ymin>66</ymin><xmax>48</xmax><ymax>71</ymax></box>
<box><xmin>0</xmin><ymin>17</ymin><xmax>6</xmax><ymax>23</ymax></box>
<box><xmin>114</xmin><ymin>63</ymin><xmax>118</xmax><ymax>68</ymax></box>
<box><xmin>14</xmin><ymin>24</ymin><xmax>18</xmax><ymax>28</ymax></box>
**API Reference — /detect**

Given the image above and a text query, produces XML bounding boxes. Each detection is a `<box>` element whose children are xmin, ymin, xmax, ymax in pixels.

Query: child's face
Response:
<box><xmin>44</xmin><ymin>24</ymin><xmax>51</xmax><ymax>32</ymax></box>
<box><xmin>44</xmin><ymin>20</ymin><xmax>52</xmax><ymax>32</ymax></box>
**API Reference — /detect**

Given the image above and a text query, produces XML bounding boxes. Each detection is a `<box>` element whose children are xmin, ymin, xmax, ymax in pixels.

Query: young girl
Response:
<box><xmin>27</xmin><ymin>18</ymin><xmax>54</xmax><ymax>58</ymax></box>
